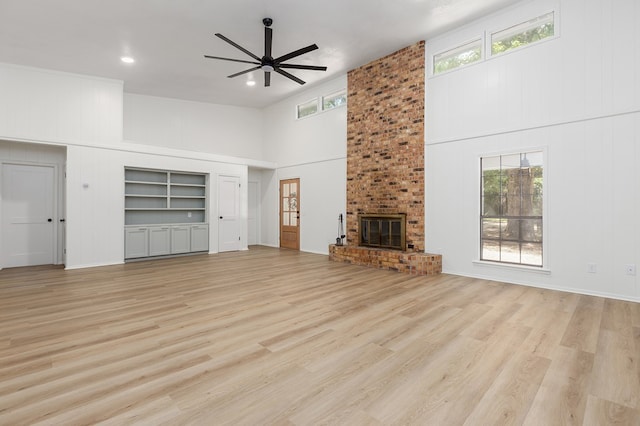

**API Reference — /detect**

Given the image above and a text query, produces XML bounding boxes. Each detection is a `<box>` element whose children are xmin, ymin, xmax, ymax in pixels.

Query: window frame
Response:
<box><xmin>322</xmin><ymin>89</ymin><xmax>347</xmax><ymax>111</ymax></box>
<box><xmin>296</xmin><ymin>97</ymin><xmax>319</xmax><ymax>119</ymax></box>
<box><xmin>432</xmin><ymin>37</ymin><xmax>484</xmax><ymax>76</ymax></box>
<box><xmin>428</xmin><ymin>6</ymin><xmax>559</xmax><ymax>78</ymax></box>
<box><xmin>487</xmin><ymin>10</ymin><xmax>558</xmax><ymax>58</ymax></box>
<box><xmin>477</xmin><ymin>147</ymin><xmax>548</xmax><ymax>269</ymax></box>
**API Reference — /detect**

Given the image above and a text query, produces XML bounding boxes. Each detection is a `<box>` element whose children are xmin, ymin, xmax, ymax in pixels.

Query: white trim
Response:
<box><xmin>472</xmin><ymin>260</ymin><xmax>550</xmax><ymax>274</ymax></box>
<box><xmin>426</xmin><ymin>109</ymin><xmax>640</xmax><ymax>146</ymax></box>
<box><xmin>0</xmin><ymin>135</ymin><xmax>277</xmax><ymax>170</ymax></box>
<box><xmin>321</xmin><ymin>89</ymin><xmax>347</xmax><ymax>111</ymax></box>
<box><xmin>443</xmin><ymin>269</ymin><xmax>640</xmax><ymax>304</ymax></box>
<box><xmin>431</xmin><ymin>37</ymin><xmax>483</xmax><ymax>77</ymax></box>
<box><xmin>427</xmin><ymin>3</ymin><xmax>560</xmax><ymax>79</ymax></box>
<box><xmin>65</xmin><ymin>260</ymin><xmax>124</xmax><ymax>270</ymax></box>
<box><xmin>0</xmin><ymin>61</ymin><xmax>123</xmax><ymax>86</ymax></box>
<box><xmin>296</xmin><ymin>97</ymin><xmax>319</xmax><ymax>119</ymax></box>
<box><xmin>487</xmin><ymin>9</ymin><xmax>559</xmax><ymax>59</ymax></box>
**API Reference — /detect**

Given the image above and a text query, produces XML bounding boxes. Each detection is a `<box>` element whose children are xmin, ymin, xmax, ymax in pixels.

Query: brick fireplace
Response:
<box><xmin>329</xmin><ymin>40</ymin><xmax>442</xmax><ymax>275</ymax></box>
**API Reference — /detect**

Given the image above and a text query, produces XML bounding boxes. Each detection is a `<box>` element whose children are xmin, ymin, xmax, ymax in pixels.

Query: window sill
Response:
<box><xmin>472</xmin><ymin>260</ymin><xmax>551</xmax><ymax>275</ymax></box>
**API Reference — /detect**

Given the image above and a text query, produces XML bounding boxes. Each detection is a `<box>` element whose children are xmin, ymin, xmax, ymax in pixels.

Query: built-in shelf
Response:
<box><xmin>124</xmin><ymin>168</ymin><xmax>208</xmax><ymax>226</ymax></box>
<box><xmin>124</xmin><ymin>167</ymin><xmax>209</xmax><ymax>259</ymax></box>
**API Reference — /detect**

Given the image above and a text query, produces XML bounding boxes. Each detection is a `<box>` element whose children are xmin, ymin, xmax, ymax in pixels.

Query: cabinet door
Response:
<box><xmin>190</xmin><ymin>224</ymin><xmax>209</xmax><ymax>252</ymax></box>
<box><xmin>171</xmin><ymin>226</ymin><xmax>191</xmax><ymax>254</ymax></box>
<box><xmin>125</xmin><ymin>227</ymin><xmax>149</xmax><ymax>259</ymax></box>
<box><xmin>149</xmin><ymin>226</ymin><xmax>171</xmax><ymax>256</ymax></box>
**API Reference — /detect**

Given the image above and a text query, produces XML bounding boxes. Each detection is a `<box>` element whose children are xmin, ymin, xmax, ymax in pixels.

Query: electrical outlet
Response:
<box><xmin>625</xmin><ymin>264</ymin><xmax>636</xmax><ymax>276</ymax></box>
<box><xmin>587</xmin><ymin>263</ymin><xmax>597</xmax><ymax>273</ymax></box>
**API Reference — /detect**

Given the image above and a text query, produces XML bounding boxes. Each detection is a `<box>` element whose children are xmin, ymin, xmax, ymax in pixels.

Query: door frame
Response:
<box><xmin>279</xmin><ymin>177</ymin><xmax>300</xmax><ymax>250</ymax></box>
<box><xmin>0</xmin><ymin>160</ymin><xmax>61</xmax><ymax>268</ymax></box>
<box><xmin>247</xmin><ymin>179</ymin><xmax>260</xmax><ymax>246</ymax></box>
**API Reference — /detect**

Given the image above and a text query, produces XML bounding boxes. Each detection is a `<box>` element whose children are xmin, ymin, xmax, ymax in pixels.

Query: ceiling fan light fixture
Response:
<box><xmin>120</xmin><ymin>56</ymin><xmax>135</xmax><ymax>64</ymax></box>
<box><xmin>204</xmin><ymin>17</ymin><xmax>327</xmax><ymax>86</ymax></box>
<box><xmin>246</xmin><ymin>80</ymin><xmax>256</xmax><ymax>86</ymax></box>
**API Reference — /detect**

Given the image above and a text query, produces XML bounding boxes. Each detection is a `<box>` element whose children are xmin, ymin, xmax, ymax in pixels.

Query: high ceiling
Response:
<box><xmin>0</xmin><ymin>0</ymin><xmax>522</xmax><ymax>108</ymax></box>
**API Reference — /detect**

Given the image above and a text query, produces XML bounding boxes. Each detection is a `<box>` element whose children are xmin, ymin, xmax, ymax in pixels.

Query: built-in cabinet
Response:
<box><xmin>124</xmin><ymin>168</ymin><xmax>209</xmax><ymax>260</ymax></box>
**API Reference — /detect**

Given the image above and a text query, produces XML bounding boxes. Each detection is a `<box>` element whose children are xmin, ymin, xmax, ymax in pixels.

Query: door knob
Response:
<box><xmin>47</xmin><ymin>218</ymin><xmax>52</xmax><ymax>222</ymax></box>
<box><xmin>59</xmin><ymin>219</ymin><xmax>65</xmax><ymax>222</ymax></box>
<box><xmin>219</xmin><ymin>216</ymin><xmax>223</xmax><ymax>219</ymax></box>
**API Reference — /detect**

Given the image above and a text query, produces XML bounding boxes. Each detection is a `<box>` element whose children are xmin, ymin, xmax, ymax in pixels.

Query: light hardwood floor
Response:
<box><xmin>1</xmin><ymin>246</ymin><xmax>639</xmax><ymax>425</ymax></box>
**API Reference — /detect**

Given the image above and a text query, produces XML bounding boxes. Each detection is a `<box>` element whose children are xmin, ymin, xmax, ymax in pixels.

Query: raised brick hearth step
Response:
<box><xmin>329</xmin><ymin>245</ymin><xmax>442</xmax><ymax>276</ymax></box>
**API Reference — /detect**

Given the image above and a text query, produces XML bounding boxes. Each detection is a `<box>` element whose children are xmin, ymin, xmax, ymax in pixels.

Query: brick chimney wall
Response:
<box><xmin>346</xmin><ymin>41</ymin><xmax>426</xmax><ymax>251</ymax></box>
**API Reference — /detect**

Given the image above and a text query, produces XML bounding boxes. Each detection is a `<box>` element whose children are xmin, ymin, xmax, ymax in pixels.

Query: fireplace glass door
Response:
<box><xmin>359</xmin><ymin>214</ymin><xmax>406</xmax><ymax>250</ymax></box>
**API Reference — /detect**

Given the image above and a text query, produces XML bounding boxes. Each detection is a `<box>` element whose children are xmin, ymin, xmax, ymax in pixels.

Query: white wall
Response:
<box><xmin>0</xmin><ymin>63</ymin><xmax>123</xmax><ymax>146</ymax></box>
<box><xmin>124</xmin><ymin>94</ymin><xmax>264</xmax><ymax>160</ymax></box>
<box><xmin>425</xmin><ymin>0</ymin><xmax>640</xmax><ymax>301</ymax></box>
<box><xmin>276</xmin><ymin>160</ymin><xmax>347</xmax><ymax>254</ymax></box>
<box><xmin>65</xmin><ymin>144</ymin><xmax>248</xmax><ymax>269</ymax></box>
<box><xmin>0</xmin><ymin>63</ymin><xmax>275</xmax><ymax>270</ymax></box>
<box><xmin>261</xmin><ymin>76</ymin><xmax>348</xmax><ymax>253</ymax></box>
<box><xmin>262</xmin><ymin>76</ymin><xmax>347</xmax><ymax>166</ymax></box>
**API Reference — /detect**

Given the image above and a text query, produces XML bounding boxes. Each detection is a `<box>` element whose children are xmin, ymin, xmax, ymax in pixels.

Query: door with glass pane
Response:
<box><xmin>280</xmin><ymin>178</ymin><xmax>300</xmax><ymax>250</ymax></box>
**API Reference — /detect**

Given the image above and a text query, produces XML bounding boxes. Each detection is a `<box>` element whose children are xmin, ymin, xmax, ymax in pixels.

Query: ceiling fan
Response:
<box><xmin>204</xmin><ymin>18</ymin><xmax>327</xmax><ymax>87</ymax></box>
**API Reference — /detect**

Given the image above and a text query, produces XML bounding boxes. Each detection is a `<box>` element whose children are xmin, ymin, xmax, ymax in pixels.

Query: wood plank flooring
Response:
<box><xmin>1</xmin><ymin>246</ymin><xmax>639</xmax><ymax>425</ymax></box>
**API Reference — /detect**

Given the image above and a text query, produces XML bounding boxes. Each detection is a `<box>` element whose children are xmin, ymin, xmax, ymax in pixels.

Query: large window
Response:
<box><xmin>481</xmin><ymin>151</ymin><xmax>543</xmax><ymax>266</ymax></box>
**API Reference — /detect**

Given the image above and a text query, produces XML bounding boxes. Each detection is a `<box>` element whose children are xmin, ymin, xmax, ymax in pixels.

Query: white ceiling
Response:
<box><xmin>0</xmin><ymin>0</ymin><xmax>522</xmax><ymax>109</ymax></box>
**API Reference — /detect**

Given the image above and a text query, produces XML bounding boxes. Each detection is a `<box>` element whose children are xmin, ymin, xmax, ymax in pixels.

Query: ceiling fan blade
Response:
<box><xmin>227</xmin><ymin>66</ymin><xmax>261</xmax><ymax>78</ymax></box>
<box><xmin>265</xmin><ymin>27</ymin><xmax>273</xmax><ymax>58</ymax></box>
<box><xmin>278</xmin><ymin>64</ymin><xmax>328</xmax><ymax>71</ymax></box>
<box><xmin>265</xmin><ymin>71</ymin><xmax>271</xmax><ymax>87</ymax></box>
<box><xmin>274</xmin><ymin>68</ymin><xmax>306</xmax><ymax>85</ymax></box>
<box><xmin>274</xmin><ymin>44</ymin><xmax>318</xmax><ymax>64</ymax></box>
<box><xmin>204</xmin><ymin>55</ymin><xmax>260</xmax><ymax>65</ymax></box>
<box><xmin>215</xmin><ymin>33</ymin><xmax>261</xmax><ymax>62</ymax></box>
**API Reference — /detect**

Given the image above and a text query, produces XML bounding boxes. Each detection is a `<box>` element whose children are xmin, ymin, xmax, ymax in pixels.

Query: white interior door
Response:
<box><xmin>218</xmin><ymin>175</ymin><xmax>241</xmax><ymax>252</ymax></box>
<box><xmin>1</xmin><ymin>163</ymin><xmax>55</xmax><ymax>267</ymax></box>
<box><xmin>248</xmin><ymin>181</ymin><xmax>258</xmax><ymax>245</ymax></box>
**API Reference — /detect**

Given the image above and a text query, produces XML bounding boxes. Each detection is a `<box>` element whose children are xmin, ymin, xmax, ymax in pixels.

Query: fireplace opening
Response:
<box><xmin>359</xmin><ymin>214</ymin><xmax>406</xmax><ymax>250</ymax></box>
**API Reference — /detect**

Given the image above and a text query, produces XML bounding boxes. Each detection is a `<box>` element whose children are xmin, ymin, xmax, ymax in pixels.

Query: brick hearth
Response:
<box><xmin>329</xmin><ymin>245</ymin><xmax>442</xmax><ymax>275</ymax></box>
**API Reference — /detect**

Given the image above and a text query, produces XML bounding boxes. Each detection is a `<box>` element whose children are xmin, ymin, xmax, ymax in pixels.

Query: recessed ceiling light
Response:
<box><xmin>246</xmin><ymin>80</ymin><xmax>256</xmax><ymax>87</ymax></box>
<box><xmin>120</xmin><ymin>56</ymin><xmax>135</xmax><ymax>64</ymax></box>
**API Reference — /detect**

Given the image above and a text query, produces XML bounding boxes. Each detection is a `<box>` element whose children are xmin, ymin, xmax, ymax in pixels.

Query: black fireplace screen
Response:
<box><xmin>359</xmin><ymin>214</ymin><xmax>406</xmax><ymax>250</ymax></box>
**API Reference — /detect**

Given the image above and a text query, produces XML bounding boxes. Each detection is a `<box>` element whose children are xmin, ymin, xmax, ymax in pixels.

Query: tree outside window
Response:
<box><xmin>481</xmin><ymin>151</ymin><xmax>543</xmax><ymax>266</ymax></box>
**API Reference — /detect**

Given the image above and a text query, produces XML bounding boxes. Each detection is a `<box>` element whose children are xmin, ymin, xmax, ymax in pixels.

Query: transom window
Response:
<box><xmin>481</xmin><ymin>151</ymin><xmax>543</xmax><ymax>266</ymax></box>
<box><xmin>296</xmin><ymin>98</ymin><xmax>318</xmax><ymax>119</ymax></box>
<box><xmin>491</xmin><ymin>12</ymin><xmax>555</xmax><ymax>56</ymax></box>
<box><xmin>296</xmin><ymin>88</ymin><xmax>347</xmax><ymax>119</ymax></box>
<box><xmin>433</xmin><ymin>39</ymin><xmax>482</xmax><ymax>75</ymax></box>
<box><xmin>322</xmin><ymin>89</ymin><xmax>347</xmax><ymax>110</ymax></box>
<box><xmin>430</xmin><ymin>9</ymin><xmax>557</xmax><ymax>76</ymax></box>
